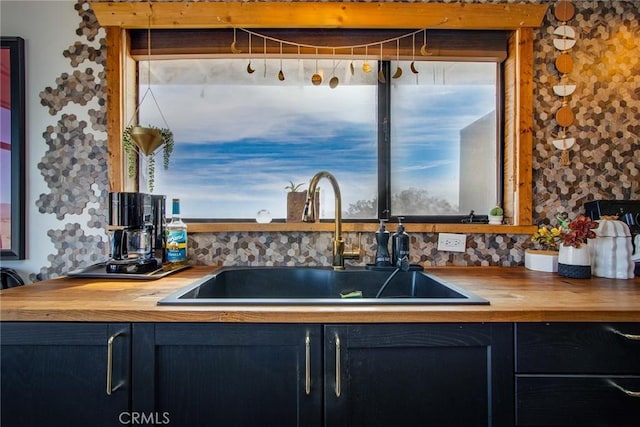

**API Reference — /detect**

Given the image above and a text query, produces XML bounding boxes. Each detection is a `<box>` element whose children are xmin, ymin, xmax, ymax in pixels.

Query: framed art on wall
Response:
<box><xmin>1</xmin><ymin>37</ymin><xmax>26</xmax><ymax>260</ymax></box>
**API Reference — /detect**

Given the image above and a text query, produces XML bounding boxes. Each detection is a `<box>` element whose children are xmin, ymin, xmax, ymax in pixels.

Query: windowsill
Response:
<box><xmin>185</xmin><ymin>222</ymin><xmax>537</xmax><ymax>235</ymax></box>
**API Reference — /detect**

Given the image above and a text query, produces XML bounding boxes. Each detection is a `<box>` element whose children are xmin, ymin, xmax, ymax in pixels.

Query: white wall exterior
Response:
<box><xmin>1</xmin><ymin>1</ymin><xmax>105</xmax><ymax>281</ymax></box>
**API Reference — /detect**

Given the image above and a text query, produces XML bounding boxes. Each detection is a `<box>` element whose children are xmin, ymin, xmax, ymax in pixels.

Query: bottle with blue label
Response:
<box><xmin>165</xmin><ymin>198</ymin><xmax>187</xmax><ymax>264</ymax></box>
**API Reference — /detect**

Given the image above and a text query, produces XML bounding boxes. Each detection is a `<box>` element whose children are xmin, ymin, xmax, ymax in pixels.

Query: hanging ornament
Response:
<box><xmin>232</xmin><ymin>27</ymin><xmax>435</xmax><ymax>87</ymax></box>
<box><xmin>552</xmin><ymin>130</ymin><xmax>575</xmax><ymax>167</ymax></box>
<box><xmin>392</xmin><ymin>39</ymin><xmax>403</xmax><ymax>79</ymax></box>
<box><xmin>277</xmin><ymin>42</ymin><xmax>285</xmax><ymax>81</ymax></box>
<box><xmin>554</xmin><ymin>0</ymin><xmax>575</xmax><ymax>22</ymax></box>
<box><xmin>410</xmin><ymin>33</ymin><xmax>419</xmax><ymax>74</ymax></box>
<box><xmin>246</xmin><ymin>33</ymin><xmax>255</xmax><ymax>74</ymax></box>
<box><xmin>349</xmin><ymin>48</ymin><xmax>355</xmax><ymax>76</ymax></box>
<box><xmin>230</xmin><ymin>27</ymin><xmax>241</xmax><ymax>54</ymax></box>
<box><xmin>329</xmin><ymin>48</ymin><xmax>339</xmax><ymax>89</ymax></box>
<box><xmin>263</xmin><ymin>37</ymin><xmax>267</xmax><ymax>78</ymax></box>
<box><xmin>553</xmin><ymin>25</ymin><xmax>576</xmax><ymax>51</ymax></box>
<box><xmin>420</xmin><ymin>29</ymin><xmax>432</xmax><ymax>56</ymax></box>
<box><xmin>377</xmin><ymin>43</ymin><xmax>386</xmax><ymax>83</ymax></box>
<box><xmin>311</xmin><ymin>48</ymin><xmax>322</xmax><ymax>85</ymax></box>
<box><xmin>362</xmin><ymin>45</ymin><xmax>372</xmax><ymax>73</ymax></box>
<box><xmin>549</xmin><ymin>0</ymin><xmax>577</xmax><ymax>166</ymax></box>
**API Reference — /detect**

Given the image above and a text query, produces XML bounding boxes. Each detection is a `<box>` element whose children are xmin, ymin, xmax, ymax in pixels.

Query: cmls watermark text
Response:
<box><xmin>119</xmin><ymin>412</ymin><xmax>170</xmax><ymax>425</ymax></box>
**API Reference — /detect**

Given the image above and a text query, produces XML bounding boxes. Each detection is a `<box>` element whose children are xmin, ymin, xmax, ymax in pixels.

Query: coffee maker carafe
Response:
<box><xmin>106</xmin><ymin>192</ymin><xmax>165</xmax><ymax>274</ymax></box>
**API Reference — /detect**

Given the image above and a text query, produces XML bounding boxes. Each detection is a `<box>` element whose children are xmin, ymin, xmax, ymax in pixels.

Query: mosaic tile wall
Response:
<box><xmin>35</xmin><ymin>0</ymin><xmax>639</xmax><ymax>279</ymax></box>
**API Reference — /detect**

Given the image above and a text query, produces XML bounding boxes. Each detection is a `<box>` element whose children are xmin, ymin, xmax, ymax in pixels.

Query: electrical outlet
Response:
<box><xmin>437</xmin><ymin>233</ymin><xmax>467</xmax><ymax>252</ymax></box>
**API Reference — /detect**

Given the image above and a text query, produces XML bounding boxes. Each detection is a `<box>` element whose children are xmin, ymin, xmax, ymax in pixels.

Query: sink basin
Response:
<box><xmin>158</xmin><ymin>267</ymin><xmax>489</xmax><ymax>305</ymax></box>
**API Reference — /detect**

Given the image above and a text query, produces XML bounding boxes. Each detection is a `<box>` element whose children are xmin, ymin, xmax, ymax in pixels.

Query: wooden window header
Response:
<box><xmin>129</xmin><ymin>28</ymin><xmax>509</xmax><ymax>61</ymax></box>
<box><xmin>91</xmin><ymin>1</ymin><xmax>548</xmax><ymax>30</ymax></box>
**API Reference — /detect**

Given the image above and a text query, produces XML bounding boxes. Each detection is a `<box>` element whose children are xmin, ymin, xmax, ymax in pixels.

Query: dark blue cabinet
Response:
<box><xmin>132</xmin><ymin>323</ymin><xmax>322</xmax><ymax>427</ymax></box>
<box><xmin>516</xmin><ymin>322</ymin><xmax>640</xmax><ymax>426</ymax></box>
<box><xmin>132</xmin><ymin>323</ymin><xmax>513</xmax><ymax>427</ymax></box>
<box><xmin>0</xmin><ymin>322</ymin><xmax>130</xmax><ymax>427</ymax></box>
<box><xmin>324</xmin><ymin>323</ymin><xmax>514</xmax><ymax>427</ymax></box>
<box><xmin>0</xmin><ymin>321</ymin><xmax>513</xmax><ymax>426</ymax></box>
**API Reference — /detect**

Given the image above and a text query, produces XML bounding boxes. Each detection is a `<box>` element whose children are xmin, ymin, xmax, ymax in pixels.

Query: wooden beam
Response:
<box><xmin>503</xmin><ymin>28</ymin><xmax>534</xmax><ymax>226</ymax></box>
<box><xmin>91</xmin><ymin>1</ymin><xmax>548</xmax><ymax>30</ymax></box>
<box><xmin>105</xmin><ymin>26</ymin><xmax>124</xmax><ymax>192</ymax></box>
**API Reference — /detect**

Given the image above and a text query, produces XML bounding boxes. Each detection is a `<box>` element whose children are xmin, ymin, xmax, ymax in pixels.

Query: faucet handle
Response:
<box><xmin>343</xmin><ymin>232</ymin><xmax>362</xmax><ymax>260</ymax></box>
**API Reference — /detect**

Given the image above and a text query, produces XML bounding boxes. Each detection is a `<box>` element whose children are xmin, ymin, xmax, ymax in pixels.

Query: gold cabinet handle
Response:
<box><xmin>608</xmin><ymin>380</ymin><xmax>640</xmax><ymax>398</ymax></box>
<box><xmin>335</xmin><ymin>334</ymin><xmax>341</xmax><ymax>398</ymax></box>
<box><xmin>305</xmin><ymin>334</ymin><xmax>311</xmax><ymax>395</ymax></box>
<box><xmin>608</xmin><ymin>327</ymin><xmax>640</xmax><ymax>341</ymax></box>
<box><xmin>106</xmin><ymin>332</ymin><xmax>123</xmax><ymax>396</ymax></box>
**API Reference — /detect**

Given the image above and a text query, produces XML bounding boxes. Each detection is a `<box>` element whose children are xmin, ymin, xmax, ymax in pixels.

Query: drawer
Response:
<box><xmin>516</xmin><ymin>323</ymin><xmax>640</xmax><ymax>374</ymax></box>
<box><xmin>516</xmin><ymin>376</ymin><xmax>640</xmax><ymax>426</ymax></box>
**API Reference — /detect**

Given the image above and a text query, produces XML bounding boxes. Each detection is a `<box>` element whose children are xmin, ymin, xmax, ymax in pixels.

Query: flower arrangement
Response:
<box><xmin>530</xmin><ymin>213</ymin><xmax>597</xmax><ymax>250</ymax></box>
<box><xmin>531</xmin><ymin>224</ymin><xmax>564</xmax><ymax>251</ymax></box>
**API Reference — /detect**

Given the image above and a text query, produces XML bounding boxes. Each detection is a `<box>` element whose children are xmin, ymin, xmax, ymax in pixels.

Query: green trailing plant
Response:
<box><xmin>489</xmin><ymin>206</ymin><xmax>503</xmax><ymax>216</ymax></box>
<box><xmin>122</xmin><ymin>125</ymin><xmax>174</xmax><ymax>192</ymax></box>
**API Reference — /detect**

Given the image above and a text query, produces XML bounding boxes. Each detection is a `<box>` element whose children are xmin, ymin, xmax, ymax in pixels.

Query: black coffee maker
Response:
<box><xmin>106</xmin><ymin>192</ymin><xmax>166</xmax><ymax>274</ymax></box>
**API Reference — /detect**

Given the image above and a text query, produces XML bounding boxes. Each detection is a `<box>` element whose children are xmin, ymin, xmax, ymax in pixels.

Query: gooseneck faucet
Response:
<box><xmin>302</xmin><ymin>171</ymin><xmax>360</xmax><ymax>270</ymax></box>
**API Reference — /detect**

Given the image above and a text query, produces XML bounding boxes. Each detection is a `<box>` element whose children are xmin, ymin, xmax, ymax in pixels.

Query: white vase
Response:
<box><xmin>524</xmin><ymin>249</ymin><xmax>559</xmax><ymax>272</ymax></box>
<box><xmin>590</xmin><ymin>219</ymin><xmax>634</xmax><ymax>279</ymax></box>
<box><xmin>558</xmin><ymin>243</ymin><xmax>591</xmax><ymax>279</ymax></box>
<box><xmin>488</xmin><ymin>215</ymin><xmax>503</xmax><ymax>225</ymax></box>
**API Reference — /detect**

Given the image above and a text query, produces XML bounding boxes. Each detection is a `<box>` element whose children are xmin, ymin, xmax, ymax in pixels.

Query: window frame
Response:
<box><xmin>377</xmin><ymin>60</ymin><xmax>504</xmax><ymax>224</ymax></box>
<box><xmin>96</xmin><ymin>1</ymin><xmax>545</xmax><ymax>233</ymax></box>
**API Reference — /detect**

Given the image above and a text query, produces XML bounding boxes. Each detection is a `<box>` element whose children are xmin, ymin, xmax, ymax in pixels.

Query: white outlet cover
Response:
<box><xmin>437</xmin><ymin>233</ymin><xmax>467</xmax><ymax>252</ymax></box>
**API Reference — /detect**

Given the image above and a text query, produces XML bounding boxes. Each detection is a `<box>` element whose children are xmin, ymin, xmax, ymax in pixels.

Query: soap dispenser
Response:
<box><xmin>392</xmin><ymin>217</ymin><xmax>410</xmax><ymax>267</ymax></box>
<box><xmin>374</xmin><ymin>219</ymin><xmax>391</xmax><ymax>266</ymax></box>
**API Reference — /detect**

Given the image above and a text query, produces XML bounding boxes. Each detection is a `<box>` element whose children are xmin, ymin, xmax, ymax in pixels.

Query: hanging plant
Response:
<box><xmin>122</xmin><ymin>124</ymin><xmax>174</xmax><ymax>192</ymax></box>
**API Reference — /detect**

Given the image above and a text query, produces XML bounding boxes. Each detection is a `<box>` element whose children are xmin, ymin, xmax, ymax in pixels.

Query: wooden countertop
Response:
<box><xmin>1</xmin><ymin>266</ymin><xmax>638</xmax><ymax>323</ymax></box>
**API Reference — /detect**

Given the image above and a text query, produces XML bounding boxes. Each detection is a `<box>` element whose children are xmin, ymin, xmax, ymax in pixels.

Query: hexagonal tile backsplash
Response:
<box><xmin>34</xmin><ymin>0</ymin><xmax>638</xmax><ymax>280</ymax></box>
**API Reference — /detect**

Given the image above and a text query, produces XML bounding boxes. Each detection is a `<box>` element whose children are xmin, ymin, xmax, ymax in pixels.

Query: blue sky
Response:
<box><xmin>139</xmin><ymin>59</ymin><xmax>496</xmax><ymax>219</ymax></box>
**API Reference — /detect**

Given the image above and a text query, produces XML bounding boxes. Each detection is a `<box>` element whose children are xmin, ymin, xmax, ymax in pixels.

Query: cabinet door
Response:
<box><xmin>0</xmin><ymin>322</ymin><xmax>130</xmax><ymax>427</ymax></box>
<box><xmin>324</xmin><ymin>323</ymin><xmax>513</xmax><ymax>427</ymax></box>
<box><xmin>517</xmin><ymin>376</ymin><xmax>640</xmax><ymax>426</ymax></box>
<box><xmin>133</xmin><ymin>323</ymin><xmax>322</xmax><ymax>427</ymax></box>
<box><xmin>516</xmin><ymin>322</ymin><xmax>640</xmax><ymax>374</ymax></box>
<box><xmin>515</xmin><ymin>322</ymin><xmax>640</xmax><ymax>426</ymax></box>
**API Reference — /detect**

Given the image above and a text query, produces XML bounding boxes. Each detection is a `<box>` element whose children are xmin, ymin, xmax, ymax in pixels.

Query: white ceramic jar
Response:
<box><xmin>590</xmin><ymin>218</ymin><xmax>635</xmax><ymax>279</ymax></box>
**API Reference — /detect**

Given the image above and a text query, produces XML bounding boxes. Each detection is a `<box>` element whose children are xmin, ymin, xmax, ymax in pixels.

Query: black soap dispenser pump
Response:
<box><xmin>392</xmin><ymin>217</ymin><xmax>410</xmax><ymax>267</ymax></box>
<box><xmin>374</xmin><ymin>219</ymin><xmax>391</xmax><ymax>266</ymax></box>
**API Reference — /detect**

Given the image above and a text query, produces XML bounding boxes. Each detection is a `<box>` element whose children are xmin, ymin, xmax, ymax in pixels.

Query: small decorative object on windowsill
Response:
<box><xmin>285</xmin><ymin>181</ymin><xmax>305</xmax><ymax>223</ymax></box>
<box><xmin>488</xmin><ymin>206</ymin><xmax>503</xmax><ymax>225</ymax></box>
<box><xmin>285</xmin><ymin>181</ymin><xmax>320</xmax><ymax>223</ymax></box>
<box><xmin>590</xmin><ymin>215</ymin><xmax>635</xmax><ymax>279</ymax></box>
<box><xmin>526</xmin><ymin>224</ymin><xmax>563</xmax><ymax>272</ymax></box>
<box><xmin>557</xmin><ymin>214</ymin><xmax>597</xmax><ymax>279</ymax></box>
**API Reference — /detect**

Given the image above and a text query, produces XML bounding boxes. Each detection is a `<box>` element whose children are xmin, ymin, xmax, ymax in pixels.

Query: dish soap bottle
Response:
<box><xmin>374</xmin><ymin>219</ymin><xmax>391</xmax><ymax>267</ymax></box>
<box><xmin>392</xmin><ymin>217</ymin><xmax>410</xmax><ymax>267</ymax></box>
<box><xmin>165</xmin><ymin>198</ymin><xmax>187</xmax><ymax>264</ymax></box>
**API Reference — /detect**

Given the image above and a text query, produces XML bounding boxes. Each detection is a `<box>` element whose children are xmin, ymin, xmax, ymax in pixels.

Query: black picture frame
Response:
<box><xmin>1</xmin><ymin>37</ymin><xmax>26</xmax><ymax>260</ymax></box>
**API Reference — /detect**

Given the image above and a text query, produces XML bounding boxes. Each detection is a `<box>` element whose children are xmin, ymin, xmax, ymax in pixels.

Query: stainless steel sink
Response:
<box><xmin>158</xmin><ymin>267</ymin><xmax>489</xmax><ymax>305</ymax></box>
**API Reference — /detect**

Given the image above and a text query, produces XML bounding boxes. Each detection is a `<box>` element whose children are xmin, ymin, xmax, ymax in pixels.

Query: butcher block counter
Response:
<box><xmin>1</xmin><ymin>266</ymin><xmax>639</xmax><ymax>322</ymax></box>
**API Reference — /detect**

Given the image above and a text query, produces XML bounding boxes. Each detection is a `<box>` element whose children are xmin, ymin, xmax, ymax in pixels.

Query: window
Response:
<box><xmin>135</xmin><ymin>30</ymin><xmax>504</xmax><ymax>221</ymax></box>
<box><xmin>139</xmin><ymin>58</ymin><xmax>377</xmax><ymax>220</ymax></box>
<box><xmin>99</xmin><ymin>2</ymin><xmax>545</xmax><ymax>227</ymax></box>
